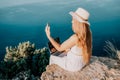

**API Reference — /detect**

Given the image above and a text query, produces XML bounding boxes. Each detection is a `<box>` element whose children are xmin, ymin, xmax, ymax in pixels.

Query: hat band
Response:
<box><xmin>74</xmin><ymin>12</ymin><xmax>88</xmax><ymax>21</ymax></box>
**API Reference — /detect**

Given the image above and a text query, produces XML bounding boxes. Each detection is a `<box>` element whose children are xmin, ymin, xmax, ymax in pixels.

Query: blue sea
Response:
<box><xmin>0</xmin><ymin>0</ymin><xmax>120</xmax><ymax>60</ymax></box>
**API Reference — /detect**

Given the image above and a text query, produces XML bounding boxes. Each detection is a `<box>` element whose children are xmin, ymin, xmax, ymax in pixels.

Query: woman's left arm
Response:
<box><xmin>45</xmin><ymin>25</ymin><xmax>78</xmax><ymax>52</ymax></box>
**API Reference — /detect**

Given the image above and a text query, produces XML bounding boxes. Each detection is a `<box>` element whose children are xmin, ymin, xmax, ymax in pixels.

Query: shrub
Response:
<box><xmin>104</xmin><ymin>40</ymin><xmax>120</xmax><ymax>60</ymax></box>
<box><xmin>0</xmin><ymin>41</ymin><xmax>50</xmax><ymax>79</ymax></box>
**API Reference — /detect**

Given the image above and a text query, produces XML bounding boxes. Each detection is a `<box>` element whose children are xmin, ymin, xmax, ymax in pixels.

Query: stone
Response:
<box><xmin>41</xmin><ymin>56</ymin><xmax>120</xmax><ymax>80</ymax></box>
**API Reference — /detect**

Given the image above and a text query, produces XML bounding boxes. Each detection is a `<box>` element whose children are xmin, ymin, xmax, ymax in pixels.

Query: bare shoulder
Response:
<box><xmin>59</xmin><ymin>34</ymin><xmax>78</xmax><ymax>51</ymax></box>
<box><xmin>69</xmin><ymin>34</ymin><xmax>78</xmax><ymax>42</ymax></box>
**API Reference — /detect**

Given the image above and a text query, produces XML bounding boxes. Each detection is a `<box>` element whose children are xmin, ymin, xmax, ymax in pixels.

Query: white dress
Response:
<box><xmin>49</xmin><ymin>45</ymin><xmax>86</xmax><ymax>72</ymax></box>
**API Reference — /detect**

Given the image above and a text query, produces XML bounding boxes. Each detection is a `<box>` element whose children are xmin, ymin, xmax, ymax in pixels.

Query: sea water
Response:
<box><xmin>0</xmin><ymin>0</ymin><xmax>120</xmax><ymax>60</ymax></box>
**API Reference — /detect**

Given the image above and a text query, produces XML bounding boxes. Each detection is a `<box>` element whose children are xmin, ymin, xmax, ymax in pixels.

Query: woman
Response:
<box><xmin>45</xmin><ymin>8</ymin><xmax>92</xmax><ymax>72</ymax></box>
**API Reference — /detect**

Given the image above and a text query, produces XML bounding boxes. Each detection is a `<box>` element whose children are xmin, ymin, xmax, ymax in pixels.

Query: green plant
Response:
<box><xmin>0</xmin><ymin>41</ymin><xmax>50</xmax><ymax>79</ymax></box>
<box><xmin>104</xmin><ymin>40</ymin><xmax>120</xmax><ymax>60</ymax></box>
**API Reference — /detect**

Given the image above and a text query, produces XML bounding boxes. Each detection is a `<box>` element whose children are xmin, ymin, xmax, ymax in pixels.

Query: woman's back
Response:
<box><xmin>66</xmin><ymin>45</ymin><xmax>85</xmax><ymax>71</ymax></box>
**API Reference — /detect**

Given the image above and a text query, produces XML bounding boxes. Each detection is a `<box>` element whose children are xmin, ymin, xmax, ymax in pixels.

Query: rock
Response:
<box><xmin>41</xmin><ymin>56</ymin><xmax>120</xmax><ymax>80</ymax></box>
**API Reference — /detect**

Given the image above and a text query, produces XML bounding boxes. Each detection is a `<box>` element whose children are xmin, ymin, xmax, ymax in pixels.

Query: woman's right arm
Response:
<box><xmin>58</xmin><ymin>34</ymin><xmax>78</xmax><ymax>51</ymax></box>
<box><xmin>45</xmin><ymin>25</ymin><xmax>78</xmax><ymax>52</ymax></box>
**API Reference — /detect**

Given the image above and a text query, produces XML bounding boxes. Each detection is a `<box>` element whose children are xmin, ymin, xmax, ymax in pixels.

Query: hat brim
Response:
<box><xmin>69</xmin><ymin>11</ymin><xmax>90</xmax><ymax>26</ymax></box>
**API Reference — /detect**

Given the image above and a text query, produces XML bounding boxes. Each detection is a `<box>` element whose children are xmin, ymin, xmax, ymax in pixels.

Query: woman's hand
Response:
<box><xmin>45</xmin><ymin>23</ymin><xmax>51</xmax><ymax>38</ymax></box>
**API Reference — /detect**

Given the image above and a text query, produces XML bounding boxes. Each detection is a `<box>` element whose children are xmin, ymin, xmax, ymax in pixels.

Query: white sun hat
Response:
<box><xmin>69</xmin><ymin>8</ymin><xmax>90</xmax><ymax>26</ymax></box>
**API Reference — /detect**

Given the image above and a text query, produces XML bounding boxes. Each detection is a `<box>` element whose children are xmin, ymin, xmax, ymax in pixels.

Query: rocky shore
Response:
<box><xmin>41</xmin><ymin>56</ymin><xmax>120</xmax><ymax>80</ymax></box>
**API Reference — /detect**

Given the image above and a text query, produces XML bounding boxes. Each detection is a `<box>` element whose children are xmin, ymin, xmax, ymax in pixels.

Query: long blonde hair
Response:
<box><xmin>73</xmin><ymin>19</ymin><xmax>92</xmax><ymax>64</ymax></box>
